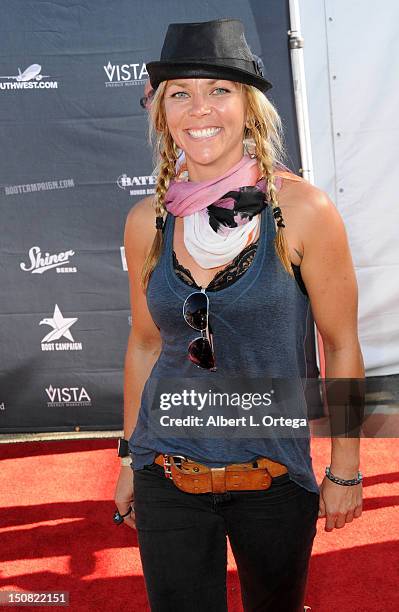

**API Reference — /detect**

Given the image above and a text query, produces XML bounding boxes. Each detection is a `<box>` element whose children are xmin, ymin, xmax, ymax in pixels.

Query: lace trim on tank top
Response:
<box><xmin>173</xmin><ymin>239</ymin><xmax>259</xmax><ymax>292</ymax></box>
<box><xmin>172</xmin><ymin>238</ymin><xmax>308</xmax><ymax>296</ymax></box>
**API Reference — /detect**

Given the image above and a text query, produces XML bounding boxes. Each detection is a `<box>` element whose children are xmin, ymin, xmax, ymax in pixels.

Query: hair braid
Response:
<box><xmin>244</xmin><ymin>85</ymin><xmax>294</xmax><ymax>278</ymax></box>
<box><xmin>254</xmin><ymin>130</ymin><xmax>294</xmax><ymax>276</ymax></box>
<box><xmin>141</xmin><ymin>128</ymin><xmax>176</xmax><ymax>290</ymax></box>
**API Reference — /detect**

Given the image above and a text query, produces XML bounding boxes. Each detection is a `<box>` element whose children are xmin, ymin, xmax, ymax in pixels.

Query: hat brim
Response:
<box><xmin>146</xmin><ymin>61</ymin><xmax>272</xmax><ymax>93</ymax></box>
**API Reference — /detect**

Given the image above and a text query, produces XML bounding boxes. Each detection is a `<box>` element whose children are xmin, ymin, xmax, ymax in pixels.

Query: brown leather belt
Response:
<box><xmin>154</xmin><ymin>453</ymin><xmax>288</xmax><ymax>494</ymax></box>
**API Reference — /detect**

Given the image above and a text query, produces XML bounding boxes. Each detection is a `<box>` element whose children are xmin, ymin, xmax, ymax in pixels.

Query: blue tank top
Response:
<box><xmin>129</xmin><ymin>203</ymin><xmax>319</xmax><ymax>494</ymax></box>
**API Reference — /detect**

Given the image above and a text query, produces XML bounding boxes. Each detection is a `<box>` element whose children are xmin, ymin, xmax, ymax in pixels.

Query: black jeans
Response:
<box><xmin>133</xmin><ymin>461</ymin><xmax>319</xmax><ymax>612</ymax></box>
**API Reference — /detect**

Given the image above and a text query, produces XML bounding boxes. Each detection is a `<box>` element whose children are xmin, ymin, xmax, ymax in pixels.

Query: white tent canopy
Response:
<box><xmin>298</xmin><ymin>0</ymin><xmax>399</xmax><ymax>375</ymax></box>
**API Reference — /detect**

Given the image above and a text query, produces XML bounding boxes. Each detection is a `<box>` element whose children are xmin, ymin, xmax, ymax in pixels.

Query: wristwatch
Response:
<box><xmin>118</xmin><ymin>438</ymin><xmax>133</xmax><ymax>466</ymax></box>
<box><xmin>117</xmin><ymin>437</ymin><xmax>130</xmax><ymax>457</ymax></box>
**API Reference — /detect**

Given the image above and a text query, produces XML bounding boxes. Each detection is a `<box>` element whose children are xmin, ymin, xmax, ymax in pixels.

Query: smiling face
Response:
<box><xmin>163</xmin><ymin>78</ymin><xmax>247</xmax><ymax>181</ymax></box>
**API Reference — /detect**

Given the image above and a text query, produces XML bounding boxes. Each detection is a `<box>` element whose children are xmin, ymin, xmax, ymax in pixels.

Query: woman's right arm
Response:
<box><xmin>123</xmin><ymin>198</ymin><xmax>162</xmax><ymax>441</ymax></box>
<box><xmin>114</xmin><ymin>198</ymin><xmax>162</xmax><ymax>529</ymax></box>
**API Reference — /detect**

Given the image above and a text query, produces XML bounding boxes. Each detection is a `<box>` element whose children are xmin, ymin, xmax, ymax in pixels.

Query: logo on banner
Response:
<box><xmin>40</xmin><ymin>305</ymin><xmax>82</xmax><ymax>351</ymax></box>
<box><xmin>45</xmin><ymin>385</ymin><xmax>92</xmax><ymax>407</ymax></box>
<box><xmin>0</xmin><ymin>402</ymin><xmax>5</xmax><ymax>411</ymax></box>
<box><xmin>120</xmin><ymin>246</ymin><xmax>127</xmax><ymax>271</ymax></box>
<box><xmin>104</xmin><ymin>61</ymin><xmax>148</xmax><ymax>87</ymax></box>
<box><xmin>0</xmin><ymin>64</ymin><xmax>58</xmax><ymax>91</ymax></box>
<box><xmin>21</xmin><ymin>247</ymin><xmax>77</xmax><ymax>274</ymax></box>
<box><xmin>117</xmin><ymin>173</ymin><xmax>156</xmax><ymax>196</ymax></box>
<box><xmin>5</xmin><ymin>178</ymin><xmax>74</xmax><ymax>196</ymax></box>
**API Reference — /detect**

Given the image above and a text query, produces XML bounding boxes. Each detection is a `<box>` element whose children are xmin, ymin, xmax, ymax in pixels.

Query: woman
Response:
<box><xmin>114</xmin><ymin>19</ymin><xmax>364</xmax><ymax>612</ymax></box>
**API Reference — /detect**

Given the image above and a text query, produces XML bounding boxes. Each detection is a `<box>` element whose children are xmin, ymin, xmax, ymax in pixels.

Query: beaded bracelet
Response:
<box><xmin>325</xmin><ymin>466</ymin><xmax>363</xmax><ymax>486</ymax></box>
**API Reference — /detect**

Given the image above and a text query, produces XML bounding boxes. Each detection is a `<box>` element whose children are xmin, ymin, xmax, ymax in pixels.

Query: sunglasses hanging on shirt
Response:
<box><xmin>182</xmin><ymin>289</ymin><xmax>216</xmax><ymax>371</ymax></box>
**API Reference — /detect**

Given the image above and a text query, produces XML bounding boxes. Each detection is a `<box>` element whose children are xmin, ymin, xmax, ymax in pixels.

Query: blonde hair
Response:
<box><xmin>141</xmin><ymin>80</ymin><xmax>294</xmax><ymax>290</ymax></box>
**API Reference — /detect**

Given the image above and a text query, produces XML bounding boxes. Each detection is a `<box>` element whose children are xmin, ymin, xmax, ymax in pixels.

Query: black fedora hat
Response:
<box><xmin>146</xmin><ymin>18</ymin><xmax>272</xmax><ymax>93</ymax></box>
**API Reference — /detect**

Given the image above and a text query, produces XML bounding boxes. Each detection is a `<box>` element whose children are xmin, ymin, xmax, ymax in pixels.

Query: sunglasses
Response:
<box><xmin>183</xmin><ymin>289</ymin><xmax>217</xmax><ymax>371</ymax></box>
<box><xmin>139</xmin><ymin>91</ymin><xmax>154</xmax><ymax>110</ymax></box>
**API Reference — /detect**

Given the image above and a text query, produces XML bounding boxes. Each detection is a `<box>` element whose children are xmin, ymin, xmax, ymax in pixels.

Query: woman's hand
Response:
<box><xmin>114</xmin><ymin>465</ymin><xmax>136</xmax><ymax>529</ymax></box>
<box><xmin>318</xmin><ymin>476</ymin><xmax>363</xmax><ymax>532</ymax></box>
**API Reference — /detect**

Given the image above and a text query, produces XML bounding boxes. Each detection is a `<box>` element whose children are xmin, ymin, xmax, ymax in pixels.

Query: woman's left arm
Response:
<box><xmin>299</xmin><ymin>185</ymin><xmax>364</xmax><ymax>532</ymax></box>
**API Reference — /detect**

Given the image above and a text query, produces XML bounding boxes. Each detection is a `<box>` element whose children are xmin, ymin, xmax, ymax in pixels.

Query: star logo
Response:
<box><xmin>40</xmin><ymin>304</ymin><xmax>77</xmax><ymax>343</ymax></box>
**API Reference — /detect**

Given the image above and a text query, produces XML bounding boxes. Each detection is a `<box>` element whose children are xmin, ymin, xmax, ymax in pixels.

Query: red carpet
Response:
<box><xmin>0</xmin><ymin>438</ymin><xmax>398</xmax><ymax>611</ymax></box>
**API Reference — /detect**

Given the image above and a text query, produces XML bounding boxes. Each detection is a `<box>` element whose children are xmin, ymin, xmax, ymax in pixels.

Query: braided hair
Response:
<box><xmin>243</xmin><ymin>83</ymin><xmax>294</xmax><ymax>275</ymax></box>
<box><xmin>141</xmin><ymin>83</ymin><xmax>176</xmax><ymax>289</ymax></box>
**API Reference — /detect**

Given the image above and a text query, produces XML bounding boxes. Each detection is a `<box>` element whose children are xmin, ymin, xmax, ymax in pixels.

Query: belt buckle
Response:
<box><xmin>162</xmin><ymin>454</ymin><xmax>187</xmax><ymax>480</ymax></box>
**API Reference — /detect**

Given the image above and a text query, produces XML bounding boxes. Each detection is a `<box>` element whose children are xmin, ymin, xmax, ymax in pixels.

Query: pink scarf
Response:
<box><xmin>164</xmin><ymin>155</ymin><xmax>262</xmax><ymax>216</ymax></box>
<box><xmin>163</xmin><ymin>154</ymin><xmax>287</xmax><ymax>268</ymax></box>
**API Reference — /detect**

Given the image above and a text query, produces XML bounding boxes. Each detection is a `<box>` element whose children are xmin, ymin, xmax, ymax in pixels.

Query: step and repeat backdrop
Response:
<box><xmin>0</xmin><ymin>0</ymin><xmax>318</xmax><ymax>432</ymax></box>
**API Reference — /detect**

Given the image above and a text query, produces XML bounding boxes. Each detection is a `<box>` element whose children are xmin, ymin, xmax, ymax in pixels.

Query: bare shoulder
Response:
<box><xmin>287</xmin><ymin>180</ymin><xmax>344</xmax><ymax>236</ymax></box>
<box><xmin>125</xmin><ymin>195</ymin><xmax>156</xmax><ymax>233</ymax></box>
<box><xmin>279</xmin><ymin>175</ymin><xmax>335</xmax><ymax>215</ymax></box>
<box><xmin>278</xmin><ymin>176</ymin><xmax>345</xmax><ymax>259</ymax></box>
<box><xmin>124</xmin><ymin>196</ymin><xmax>157</xmax><ymax>256</ymax></box>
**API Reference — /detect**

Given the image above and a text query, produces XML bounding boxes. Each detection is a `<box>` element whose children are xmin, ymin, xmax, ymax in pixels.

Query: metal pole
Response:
<box><xmin>288</xmin><ymin>0</ymin><xmax>324</xmax><ymax>378</ymax></box>
<box><xmin>287</xmin><ymin>0</ymin><xmax>314</xmax><ymax>185</ymax></box>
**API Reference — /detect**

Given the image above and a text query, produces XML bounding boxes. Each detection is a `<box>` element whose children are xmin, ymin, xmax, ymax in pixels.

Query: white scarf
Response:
<box><xmin>183</xmin><ymin>209</ymin><xmax>260</xmax><ymax>268</ymax></box>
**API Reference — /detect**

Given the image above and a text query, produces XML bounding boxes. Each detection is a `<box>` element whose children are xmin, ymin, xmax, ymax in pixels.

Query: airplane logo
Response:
<box><xmin>0</xmin><ymin>64</ymin><xmax>51</xmax><ymax>82</ymax></box>
<box><xmin>40</xmin><ymin>304</ymin><xmax>77</xmax><ymax>343</ymax></box>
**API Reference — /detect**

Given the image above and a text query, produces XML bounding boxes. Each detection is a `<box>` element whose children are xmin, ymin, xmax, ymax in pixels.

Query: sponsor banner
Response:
<box><xmin>40</xmin><ymin>305</ymin><xmax>82</xmax><ymax>352</ymax></box>
<box><xmin>45</xmin><ymin>385</ymin><xmax>92</xmax><ymax>408</ymax></box>
<box><xmin>117</xmin><ymin>173</ymin><xmax>156</xmax><ymax>197</ymax></box>
<box><xmin>5</xmin><ymin>178</ymin><xmax>74</xmax><ymax>196</ymax></box>
<box><xmin>0</xmin><ymin>63</ymin><xmax>59</xmax><ymax>91</ymax></box>
<box><xmin>21</xmin><ymin>247</ymin><xmax>77</xmax><ymax>274</ymax></box>
<box><xmin>0</xmin><ymin>369</ymin><xmax>123</xmax><ymax>432</ymax></box>
<box><xmin>104</xmin><ymin>61</ymin><xmax>148</xmax><ymax>88</ymax></box>
<box><xmin>0</xmin><ymin>0</ymin><xmax>308</xmax><ymax>432</ymax></box>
